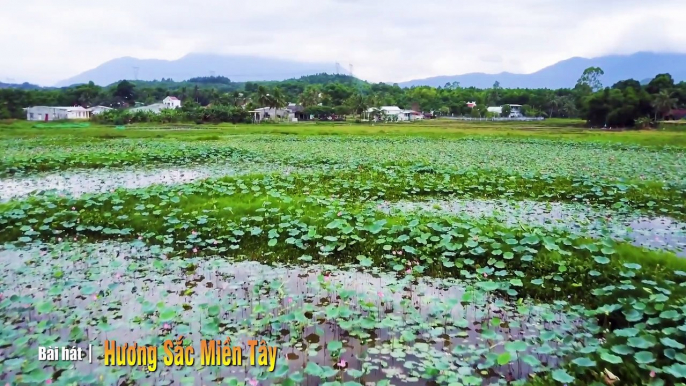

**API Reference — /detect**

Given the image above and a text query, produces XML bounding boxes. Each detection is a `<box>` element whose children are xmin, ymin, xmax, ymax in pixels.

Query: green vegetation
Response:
<box><xmin>1</xmin><ymin>125</ymin><xmax>686</xmax><ymax>385</ymax></box>
<box><xmin>5</xmin><ymin>118</ymin><xmax>686</xmax><ymax>147</ymax></box>
<box><xmin>2</xmin><ymin>69</ymin><xmax>685</xmax><ymax>128</ymax></box>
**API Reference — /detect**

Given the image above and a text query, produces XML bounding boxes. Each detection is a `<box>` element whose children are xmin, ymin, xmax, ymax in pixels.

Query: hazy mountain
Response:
<box><xmin>398</xmin><ymin>52</ymin><xmax>686</xmax><ymax>89</ymax></box>
<box><xmin>0</xmin><ymin>81</ymin><xmax>46</xmax><ymax>90</ymax></box>
<box><xmin>55</xmin><ymin>53</ymin><xmax>335</xmax><ymax>87</ymax></box>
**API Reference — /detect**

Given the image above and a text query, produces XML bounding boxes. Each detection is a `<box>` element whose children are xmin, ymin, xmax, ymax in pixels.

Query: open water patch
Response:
<box><xmin>377</xmin><ymin>199</ymin><xmax>686</xmax><ymax>257</ymax></box>
<box><xmin>0</xmin><ymin>242</ymin><xmax>600</xmax><ymax>385</ymax></box>
<box><xmin>0</xmin><ymin>164</ymin><xmax>307</xmax><ymax>201</ymax></box>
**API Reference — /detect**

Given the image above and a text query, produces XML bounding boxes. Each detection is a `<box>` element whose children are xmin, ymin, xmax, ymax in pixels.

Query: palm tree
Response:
<box><xmin>635</xmin><ymin>116</ymin><xmax>652</xmax><ymax>129</ymax></box>
<box><xmin>651</xmin><ymin>91</ymin><xmax>677</xmax><ymax>121</ymax></box>
<box><xmin>256</xmin><ymin>86</ymin><xmax>271</xmax><ymax>108</ymax></box>
<box><xmin>367</xmin><ymin>93</ymin><xmax>380</xmax><ymax>108</ymax></box>
<box><xmin>345</xmin><ymin>92</ymin><xmax>369</xmax><ymax>117</ymax></box>
<box><xmin>230</xmin><ymin>91</ymin><xmax>245</xmax><ymax>107</ymax></box>
<box><xmin>298</xmin><ymin>86</ymin><xmax>321</xmax><ymax>107</ymax></box>
<box><xmin>559</xmin><ymin>96</ymin><xmax>577</xmax><ymax>118</ymax></box>
<box><xmin>548</xmin><ymin>95</ymin><xmax>564</xmax><ymax>118</ymax></box>
<box><xmin>269</xmin><ymin>87</ymin><xmax>287</xmax><ymax>121</ymax></box>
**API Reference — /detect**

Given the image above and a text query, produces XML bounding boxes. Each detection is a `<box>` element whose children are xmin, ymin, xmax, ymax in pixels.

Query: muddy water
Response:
<box><xmin>378</xmin><ymin>199</ymin><xmax>686</xmax><ymax>257</ymax></box>
<box><xmin>0</xmin><ymin>164</ymin><xmax>307</xmax><ymax>201</ymax></box>
<box><xmin>0</xmin><ymin>242</ymin><xmax>596</xmax><ymax>385</ymax></box>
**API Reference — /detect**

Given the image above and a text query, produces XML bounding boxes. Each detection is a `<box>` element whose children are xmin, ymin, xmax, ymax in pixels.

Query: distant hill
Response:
<box><xmin>398</xmin><ymin>52</ymin><xmax>686</xmax><ymax>88</ymax></box>
<box><xmin>0</xmin><ymin>81</ymin><xmax>46</xmax><ymax>90</ymax></box>
<box><xmin>55</xmin><ymin>53</ymin><xmax>335</xmax><ymax>87</ymax></box>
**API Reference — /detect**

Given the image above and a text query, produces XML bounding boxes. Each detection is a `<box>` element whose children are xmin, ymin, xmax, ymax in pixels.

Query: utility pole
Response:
<box><xmin>132</xmin><ymin>67</ymin><xmax>139</xmax><ymax>81</ymax></box>
<box><xmin>335</xmin><ymin>62</ymin><xmax>340</xmax><ymax>74</ymax></box>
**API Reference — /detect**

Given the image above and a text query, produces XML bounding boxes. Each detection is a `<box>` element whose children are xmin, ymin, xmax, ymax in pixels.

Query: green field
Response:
<box><xmin>1</xmin><ymin>120</ymin><xmax>685</xmax><ymax>386</ymax></box>
<box><xmin>2</xmin><ymin>118</ymin><xmax>686</xmax><ymax>146</ymax></box>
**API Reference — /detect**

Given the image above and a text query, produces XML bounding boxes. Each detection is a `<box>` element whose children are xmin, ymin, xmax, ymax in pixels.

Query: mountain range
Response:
<box><xmin>4</xmin><ymin>51</ymin><xmax>686</xmax><ymax>90</ymax></box>
<box><xmin>397</xmin><ymin>52</ymin><xmax>686</xmax><ymax>89</ymax></box>
<box><xmin>54</xmin><ymin>53</ymin><xmax>334</xmax><ymax>88</ymax></box>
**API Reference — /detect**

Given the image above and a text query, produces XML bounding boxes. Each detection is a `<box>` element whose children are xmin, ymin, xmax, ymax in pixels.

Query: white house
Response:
<box><xmin>129</xmin><ymin>97</ymin><xmax>182</xmax><ymax>114</ymax></box>
<box><xmin>365</xmin><ymin>106</ymin><xmax>405</xmax><ymax>121</ymax></box>
<box><xmin>25</xmin><ymin>106</ymin><xmax>90</xmax><ymax>121</ymax></box>
<box><xmin>163</xmin><ymin>96</ymin><xmax>181</xmax><ymax>109</ymax></box>
<box><xmin>88</xmin><ymin>106</ymin><xmax>112</xmax><ymax>115</ymax></box>
<box><xmin>249</xmin><ymin>106</ymin><xmax>294</xmax><ymax>122</ymax></box>
<box><xmin>486</xmin><ymin>106</ymin><xmax>502</xmax><ymax>116</ymax></box>
<box><xmin>401</xmin><ymin>110</ymin><xmax>424</xmax><ymax>121</ymax></box>
<box><xmin>487</xmin><ymin>104</ymin><xmax>524</xmax><ymax>118</ymax></box>
<box><xmin>129</xmin><ymin>103</ymin><xmax>168</xmax><ymax>114</ymax></box>
<box><xmin>508</xmin><ymin>104</ymin><xmax>523</xmax><ymax>118</ymax></box>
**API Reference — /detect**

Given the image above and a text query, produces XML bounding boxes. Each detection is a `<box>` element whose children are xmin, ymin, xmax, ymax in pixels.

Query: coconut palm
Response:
<box><xmin>345</xmin><ymin>92</ymin><xmax>369</xmax><ymax>117</ymax></box>
<box><xmin>367</xmin><ymin>93</ymin><xmax>381</xmax><ymax>108</ymax></box>
<box><xmin>652</xmin><ymin>91</ymin><xmax>677</xmax><ymax>121</ymax></box>
<box><xmin>298</xmin><ymin>86</ymin><xmax>321</xmax><ymax>107</ymax></box>
<box><xmin>555</xmin><ymin>96</ymin><xmax>577</xmax><ymax>118</ymax></box>
<box><xmin>635</xmin><ymin>116</ymin><xmax>652</xmax><ymax>129</ymax></box>
<box><xmin>256</xmin><ymin>86</ymin><xmax>271</xmax><ymax>108</ymax></box>
<box><xmin>548</xmin><ymin>95</ymin><xmax>564</xmax><ymax>118</ymax></box>
<box><xmin>229</xmin><ymin>91</ymin><xmax>245</xmax><ymax>107</ymax></box>
<box><xmin>269</xmin><ymin>87</ymin><xmax>287</xmax><ymax>121</ymax></box>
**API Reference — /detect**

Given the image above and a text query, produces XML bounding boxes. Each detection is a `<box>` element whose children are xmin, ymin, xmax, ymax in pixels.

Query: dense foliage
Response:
<box><xmin>1</xmin><ymin>70</ymin><xmax>685</xmax><ymax>127</ymax></box>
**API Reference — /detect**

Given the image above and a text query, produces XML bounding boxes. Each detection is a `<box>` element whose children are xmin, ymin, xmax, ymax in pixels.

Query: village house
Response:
<box><xmin>486</xmin><ymin>104</ymin><xmax>524</xmax><ymax>118</ymax></box>
<box><xmin>129</xmin><ymin>103</ymin><xmax>168</xmax><ymax>114</ymax></box>
<box><xmin>365</xmin><ymin>106</ymin><xmax>423</xmax><ymax>121</ymax></box>
<box><xmin>129</xmin><ymin>96</ymin><xmax>182</xmax><ymax>114</ymax></box>
<box><xmin>508</xmin><ymin>104</ymin><xmax>524</xmax><ymax>118</ymax></box>
<box><xmin>24</xmin><ymin>106</ymin><xmax>90</xmax><ymax>121</ymax></box>
<box><xmin>88</xmin><ymin>106</ymin><xmax>113</xmax><ymax>115</ymax></box>
<box><xmin>666</xmin><ymin>109</ymin><xmax>686</xmax><ymax>120</ymax></box>
<box><xmin>401</xmin><ymin>109</ymin><xmax>424</xmax><ymax>121</ymax></box>
<box><xmin>249</xmin><ymin>103</ymin><xmax>308</xmax><ymax>122</ymax></box>
<box><xmin>163</xmin><ymin>96</ymin><xmax>181</xmax><ymax>109</ymax></box>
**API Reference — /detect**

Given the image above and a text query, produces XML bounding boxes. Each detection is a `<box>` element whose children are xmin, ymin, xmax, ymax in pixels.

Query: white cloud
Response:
<box><xmin>2</xmin><ymin>0</ymin><xmax>686</xmax><ymax>85</ymax></box>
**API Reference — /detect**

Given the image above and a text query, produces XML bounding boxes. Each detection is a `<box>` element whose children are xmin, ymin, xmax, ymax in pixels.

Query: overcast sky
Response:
<box><xmin>2</xmin><ymin>0</ymin><xmax>686</xmax><ymax>86</ymax></box>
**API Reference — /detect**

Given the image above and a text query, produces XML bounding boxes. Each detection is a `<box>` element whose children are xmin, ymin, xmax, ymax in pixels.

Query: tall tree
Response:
<box><xmin>269</xmin><ymin>87</ymin><xmax>287</xmax><ymax>120</ymax></box>
<box><xmin>256</xmin><ymin>86</ymin><xmax>271</xmax><ymax>108</ymax></box>
<box><xmin>646</xmin><ymin>74</ymin><xmax>675</xmax><ymax>95</ymax></box>
<box><xmin>345</xmin><ymin>92</ymin><xmax>369</xmax><ymax>116</ymax></box>
<box><xmin>113</xmin><ymin>80</ymin><xmax>136</xmax><ymax>104</ymax></box>
<box><xmin>651</xmin><ymin>91</ymin><xmax>677</xmax><ymax>121</ymax></box>
<box><xmin>298</xmin><ymin>86</ymin><xmax>321</xmax><ymax>107</ymax></box>
<box><xmin>577</xmin><ymin>67</ymin><xmax>605</xmax><ymax>92</ymax></box>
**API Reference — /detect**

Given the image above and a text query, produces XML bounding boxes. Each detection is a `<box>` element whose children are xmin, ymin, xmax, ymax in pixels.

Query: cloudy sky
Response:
<box><xmin>2</xmin><ymin>0</ymin><xmax>686</xmax><ymax>86</ymax></box>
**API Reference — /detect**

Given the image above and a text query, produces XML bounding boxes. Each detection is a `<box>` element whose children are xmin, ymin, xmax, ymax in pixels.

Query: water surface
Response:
<box><xmin>377</xmin><ymin>199</ymin><xmax>686</xmax><ymax>256</ymax></box>
<box><xmin>0</xmin><ymin>242</ymin><xmax>598</xmax><ymax>385</ymax></box>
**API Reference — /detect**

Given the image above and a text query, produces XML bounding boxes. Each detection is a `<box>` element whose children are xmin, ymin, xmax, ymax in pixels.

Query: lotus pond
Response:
<box><xmin>1</xmin><ymin>133</ymin><xmax>686</xmax><ymax>386</ymax></box>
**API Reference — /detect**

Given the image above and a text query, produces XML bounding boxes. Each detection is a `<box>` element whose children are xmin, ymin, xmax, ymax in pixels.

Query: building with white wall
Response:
<box><xmin>88</xmin><ymin>106</ymin><xmax>113</xmax><ymax>115</ymax></box>
<box><xmin>163</xmin><ymin>96</ymin><xmax>181</xmax><ymax>109</ymax></box>
<box><xmin>508</xmin><ymin>104</ymin><xmax>523</xmax><ymax>118</ymax></box>
<box><xmin>487</xmin><ymin>104</ymin><xmax>524</xmax><ymax>118</ymax></box>
<box><xmin>25</xmin><ymin>106</ymin><xmax>90</xmax><ymax>121</ymax></box>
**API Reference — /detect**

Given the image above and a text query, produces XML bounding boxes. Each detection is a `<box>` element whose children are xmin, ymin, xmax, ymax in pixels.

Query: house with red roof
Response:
<box><xmin>162</xmin><ymin>96</ymin><xmax>181</xmax><ymax>109</ymax></box>
<box><xmin>666</xmin><ymin>109</ymin><xmax>686</xmax><ymax>120</ymax></box>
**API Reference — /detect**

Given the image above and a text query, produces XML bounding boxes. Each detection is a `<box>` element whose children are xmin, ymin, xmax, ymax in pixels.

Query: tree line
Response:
<box><xmin>1</xmin><ymin>69</ymin><xmax>684</xmax><ymax>127</ymax></box>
